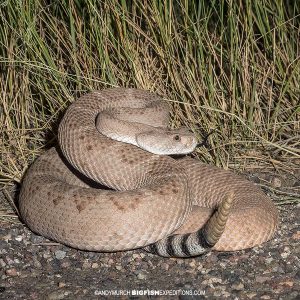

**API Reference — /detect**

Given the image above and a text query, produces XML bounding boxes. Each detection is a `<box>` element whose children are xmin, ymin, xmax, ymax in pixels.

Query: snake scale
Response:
<box><xmin>19</xmin><ymin>88</ymin><xmax>278</xmax><ymax>257</ymax></box>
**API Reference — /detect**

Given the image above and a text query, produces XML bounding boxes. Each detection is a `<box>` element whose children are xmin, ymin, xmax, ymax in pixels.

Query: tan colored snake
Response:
<box><xmin>19</xmin><ymin>88</ymin><xmax>278</xmax><ymax>257</ymax></box>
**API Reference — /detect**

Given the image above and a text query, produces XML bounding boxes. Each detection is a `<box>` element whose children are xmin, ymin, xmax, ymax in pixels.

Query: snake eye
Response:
<box><xmin>173</xmin><ymin>134</ymin><xmax>180</xmax><ymax>141</ymax></box>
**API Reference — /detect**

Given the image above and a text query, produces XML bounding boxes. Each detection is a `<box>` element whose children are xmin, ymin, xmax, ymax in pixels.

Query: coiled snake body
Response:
<box><xmin>19</xmin><ymin>88</ymin><xmax>278</xmax><ymax>257</ymax></box>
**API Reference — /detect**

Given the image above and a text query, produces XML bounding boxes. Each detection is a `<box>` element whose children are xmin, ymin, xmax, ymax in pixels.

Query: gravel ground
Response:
<box><xmin>0</xmin><ymin>172</ymin><xmax>299</xmax><ymax>300</ymax></box>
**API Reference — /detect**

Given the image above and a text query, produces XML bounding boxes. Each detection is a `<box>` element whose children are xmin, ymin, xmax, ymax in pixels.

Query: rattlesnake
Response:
<box><xmin>19</xmin><ymin>88</ymin><xmax>278</xmax><ymax>257</ymax></box>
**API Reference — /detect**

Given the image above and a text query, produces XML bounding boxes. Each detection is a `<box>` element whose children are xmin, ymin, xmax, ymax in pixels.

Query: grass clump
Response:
<box><xmin>0</xmin><ymin>0</ymin><xmax>299</xmax><ymax>215</ymax></box>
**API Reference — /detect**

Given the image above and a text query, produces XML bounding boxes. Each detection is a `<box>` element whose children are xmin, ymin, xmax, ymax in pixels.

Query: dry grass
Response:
<box><xmin>0</xmin><ymin>0</ymin><xmax>299</xmax><ymax>221</ymax></box>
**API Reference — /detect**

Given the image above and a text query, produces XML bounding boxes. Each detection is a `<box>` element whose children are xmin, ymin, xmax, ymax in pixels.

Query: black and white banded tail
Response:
<box><xmin>145</xmin><ymin>192</ymin><xmax>234</xmax><ymax>257</ymax></box>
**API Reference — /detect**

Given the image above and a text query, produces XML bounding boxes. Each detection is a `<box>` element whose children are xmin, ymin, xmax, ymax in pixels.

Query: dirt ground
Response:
<box><xmin>0</xmin><ymin>169</ymin><xmax>299</xmax><ymax>300</ymax></box>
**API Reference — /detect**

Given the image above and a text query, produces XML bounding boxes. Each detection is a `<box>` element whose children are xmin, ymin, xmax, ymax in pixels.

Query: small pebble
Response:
<box><xmin>232</xmin><ymin>282</ymin><xmax>244</xmax><ymax>290</ymax></box>
<box><xmin>260</xmin><ymin>295</ymin><xmax>271</xmax><ymax>299</ymax></box>
<box><xmin>265</xmin><ymin>257</ymin><xmax>273</xmax><ymax>264</ymax></box>
<box><xmin>5</xmin><ymin>268</ymin><xmax>18</xmax><ymax>277</ymax></box>
<box><xmin>255</xmin><ymin>276</ymin><xmax>269</xmax><ymax>283</ymax></box>
<box><xmin>246</xmin><ymin>292</ymin><xmax>257</xmax><ymax>299</ymax></box>
<box><xmin>15</xmin><ymin>235</ymin><xmax>23</xmax><ymax>242</ymax></box>
<box><xmin>92</xmin><ymin>262</ymin><xmax>99</xmax><ymax>269</ymax></box>
<box><xmin>30</xmin><ymin>235</ymin><xmax>45</xmax><ymax>244</ymax></box>
<box><xmin>55</xmin><ymin>250</ymin><xmax>66</xmax><ymax>260</ymax></box>
<box><xmin>82</xmin><ymin>261</ymin><xmax>91</xmax><ymax>269</ymax></box>
<box><xmin>137</xmin><ymin>272</ymin><xmax>147</xmax><ymax>280</ymax></box>
<box><xmin>0</xmin><ymin>259</ymin><xmax>7</xmax><ymax>267</ymax></box>
<box><xmin>58</xmin><ymin>282</ymin><xmax>66</xmax><ymax>288</ymax></box>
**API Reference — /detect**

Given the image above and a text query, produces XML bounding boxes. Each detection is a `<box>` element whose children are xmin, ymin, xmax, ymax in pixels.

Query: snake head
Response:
<box><xmin>136</xmin><ymin>128</ymin><xmax>198</xmax><ymax>155</ymax></box>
